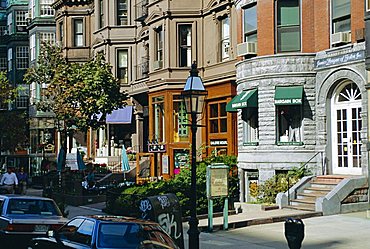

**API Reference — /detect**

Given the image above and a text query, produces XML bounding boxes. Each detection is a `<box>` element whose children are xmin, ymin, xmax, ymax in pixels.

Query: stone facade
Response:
<box><xmin>237</xmin><ymin>54</ymin><xmax>318</xmax><ymax>182</ymax></box>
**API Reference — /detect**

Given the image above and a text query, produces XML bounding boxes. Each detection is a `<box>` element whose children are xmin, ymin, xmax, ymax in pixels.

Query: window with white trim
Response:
<box><xmin>220</xmin><ymin>16</ymin><xmax>230</xmax><ymax>61</ymax></box>
<box><xmin>243</xmin><ymin>3</ymin><xmax>257</xmax><ymax>43</ymax></box>
<box><xmin>16</xmin><ymin>85</ymin><xmax>29</xmax><ymax>109</ymax></box>
<box><xmin>178</xmin><ymin>24</ymin><xmax>192</xmax><ymax>67</ymax></box>
<box><xmin>59</xmin><ymin>21</ymin><xmax>64</xmax><ymax>46</ymax></box>
<box><xmin>99</xmin><ymin>0</ymin><xmax>104</xmax><ymax>28</ymax></box>
<box><xmin>117</xmin><ymin>49</ymin><xmax>128</xmax><ymax>83</ymax></box>
<box><xmin>8</xmin><ymin>48</ymin><xmax>12</xmax><ymax>71</ymax></box>
<box><xmin>332</xmin><ymin>0</ymin><xmax>351</xmax><ymax>33</ymax></box>
<box><xmin>117</xmin><ymin>0</ymin><xmax>128</xmax><ymax>25</ymax></box>
<box><xmin>40</xmin><ymin>0</ymin><xmax>55</xmax><ymax>16</ymax></box>
<box><xmin>7</xmin><ymin>12</ymin><xmax>13</xmax><ymax>34</ymax></box>
<box><xmin>155</xmin><ymin>26</ymin><xmax>163</xmax><ymax>65</ymax></box>
<box><xmin>276</xmin><ymin>105</ymin><xmax>303</xmax><ymax>144</ymax></box>
<box><xmin>0</xmin><ymin>57</ymin><xmax>7</xmax><ymax>71</ymax></box>
<box><xmin>30</xmin><ymin>34</ymin><xmax>36</xmax><ymax>61</ymax></box>
<box><xmin>74</xmin><ymin>19</ymin><xmax>83</xmax><ymax>47</ymax></box>
<box><xmin>16</xmin><ymin>46</ymin><xmax>29</xmax><ymax>69</ymax></box>
<box><xmin>242</xmin><ymin>108</ymin><xmax>259</xmax><ymax>144</ymax></box>
<box><xmin>40</xmin><ymin>32</ymin><xmax>56</xmax><ymax>44</ymax></box>
<box><xmin>0</xmin><ymin>26</ymin><xmax>6</xmax><ymax>36</ymax></box>
<box><xmin>29</xmin><ymin>0</ymin><xmax>35</xmax><ymax>19</ymax></box>
<box><xmin>16</xmin><ymin>11</ymin><xmax>27</xmax><ymax>32</ymax></box>
<box><xmin>276</xmin><ymin>0</ymin><xmax>301</xmax><ymax>52</ymax></box>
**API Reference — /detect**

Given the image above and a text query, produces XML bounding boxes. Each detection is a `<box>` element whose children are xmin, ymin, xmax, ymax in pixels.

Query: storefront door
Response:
<box><xmin>331</xmin><ymin>83</ymin><xmax>362</xmax><ymax>175</ymax></box>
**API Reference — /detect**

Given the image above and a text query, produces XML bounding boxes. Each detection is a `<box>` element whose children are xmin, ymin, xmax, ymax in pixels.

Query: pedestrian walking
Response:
<box><xmin>16</xmin><ymin>167</ymin><xmax>28</xmax><ymax>195</ymax></box>
<box><xmin>0</xmin><ymin>167</ymin><xmax>18</xmax><ymax>194</ymax></box>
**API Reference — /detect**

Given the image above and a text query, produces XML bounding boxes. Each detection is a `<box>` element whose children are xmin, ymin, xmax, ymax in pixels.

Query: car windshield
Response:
<box><xmin>98</xmin><ymin>223</ymin><xmax>141</xmax><ymax>248</ymax></box>
<box><xmin>6</xmin><ymin>199</ymin><xmax>62</xmax><ymax>216</ymax></box>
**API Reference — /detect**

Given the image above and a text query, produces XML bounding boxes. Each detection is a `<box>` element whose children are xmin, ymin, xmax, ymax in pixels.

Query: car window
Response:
<box><xmin>58</xmin><ymin>218</ymin><xmax>85</xmax><ymax>241</ymax></box>
<box><xmin>98</xmin><ymin>223</ymin><xmax>141</xmax><ymax>248</ymax></box>
<box><xmin>0</xmin><ymin>199</ymin><xmax>4</xmax><ymax>214</ymax></box>
<box><xmin>6</xmin><ymin>199</ymin><xmax>62</xmax><ymax>216</ymax></box>
<box><xmin>70</xmin><ymin>219</ymin><xmax>95</xmax><ymax>246</ymax></box>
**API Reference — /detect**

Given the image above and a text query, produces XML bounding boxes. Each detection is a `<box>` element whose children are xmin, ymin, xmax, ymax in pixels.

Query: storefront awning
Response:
<box><xmin>274</xmin><ymin>86</ymin><xmax>303</xmax><ymax>105</ymax></box>
<box><xmin>106</xmin><ymin>106</ymin><xmax>133</xmax><ymax>124</ymax></box>
<box><xmin>226</xmin><ymin>89</ymin><xmax>257</xmax><ymax>112</ymax></box>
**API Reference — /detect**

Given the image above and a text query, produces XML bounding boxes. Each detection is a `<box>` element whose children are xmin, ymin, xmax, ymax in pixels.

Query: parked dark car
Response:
<box><xmin>28</xmin><ymin>215</ymin><xmax>180</xmax><ymax>249</ymax></box>
<box><xmin>0</xmin><ymin>195</ymin><xmax>67</xmax><ymax>247</ymax></box>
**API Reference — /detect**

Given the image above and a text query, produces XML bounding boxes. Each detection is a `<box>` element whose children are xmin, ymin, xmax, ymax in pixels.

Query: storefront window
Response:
<box><xmin>152</xmin><ymin>96</ymin><xmax>165</xmax><ymax>142</ymax></box>
<box><xmin>209</xmin><ymin>102</ymin><xmax>227</xmax><ymax>133</ymax></box>
<box><xmin>242</xmin><ymin>107</ymin><xmax>258</xmax><ymax>144</ymax></box>
<box><xmin>276</xmin><ymin>105</ymin><xmax>302</xmax><ymax>144</ymax></box>
<box><xmin>173</xmin><ymin>95</ymin><xmax>188</xmax><ymax>142</ymax></box>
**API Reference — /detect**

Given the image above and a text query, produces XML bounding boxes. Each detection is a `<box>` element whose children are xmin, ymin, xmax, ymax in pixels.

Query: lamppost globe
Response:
<box><xmin>181</xmin><ymin>62</ymin><xmax>207</xmax><ymax>249</ymax></box>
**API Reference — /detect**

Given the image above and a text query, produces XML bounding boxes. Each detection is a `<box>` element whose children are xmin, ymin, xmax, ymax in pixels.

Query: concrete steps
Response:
<box><xmin>288</xmin><ymin>175</ymin><xmax>346</xmax><ymax>212</ymax></box>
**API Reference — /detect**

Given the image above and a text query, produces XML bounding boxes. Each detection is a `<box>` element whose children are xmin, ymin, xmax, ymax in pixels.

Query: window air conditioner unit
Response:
<box><xmin>331</xmin><ymin>32</ymin><xmax>351</xmax><ymax>45</ymax></box>
<box><xmin>4</xmin><ymin>30</ymin><xmax>8</xmax><ymax>35</ymax></box>
<box><xmin>25</xmin><ymin>12</ymin><xmax>30</xmax><ymax>20</ymax></box>
<box><xmin>237</xmin><ymin>42</ymin><xmax>257</xmax><ymax>56</ymax></box>
<box><xmin>153</xmin><ymin>60</ymin><xmax>163</xmax><ymax>70</ymax></box>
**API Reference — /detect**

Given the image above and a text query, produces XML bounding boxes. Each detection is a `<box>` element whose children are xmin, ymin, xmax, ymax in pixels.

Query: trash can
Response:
<box><xmin>285</xmin><ymin>218</ymin><xmax>304</xmax><ymax>249</ymax></box>
<box><xmin>139</xmin><ymin>193</ymin><xmax>184</xmax><ymax>249</ymax></box>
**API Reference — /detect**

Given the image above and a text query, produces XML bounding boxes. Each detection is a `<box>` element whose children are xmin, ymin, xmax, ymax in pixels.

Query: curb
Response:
<box><xmin>199</xmin><ymin>211</ymin><xmax>323</xmax><ymax>232</ymax></box>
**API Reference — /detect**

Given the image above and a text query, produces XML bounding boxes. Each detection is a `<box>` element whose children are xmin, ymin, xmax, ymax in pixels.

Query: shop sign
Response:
<box><xmin>315</xmin><ymin>50</ymin><xmax>365</xmax><ymax>68</ymax></box>
<box><xmin>210</xmin><ymin>140</ymin><xmax>228</xmax><ymax>146</ymax></box>
<box><xmin>148</xmin><ymin>143</ymin><xmax>166</xmax><ymax>153</ymax></box>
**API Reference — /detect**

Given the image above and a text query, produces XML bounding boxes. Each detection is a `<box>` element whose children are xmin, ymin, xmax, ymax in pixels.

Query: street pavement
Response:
<box><xmin>26</xmin><ymin>188</ymin><xmax>370</xmax><ymax>248</ymax></box>
<box><xmin>183</xmin><ymin>211</ymin><xmax>370</xmax><ymax>249</ymax></box>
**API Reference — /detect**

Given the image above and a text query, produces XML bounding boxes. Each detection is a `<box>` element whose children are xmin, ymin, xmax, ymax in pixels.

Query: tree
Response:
<box><xmin>24</xmin><ymin>43</ymin><xmax>128</xmax><ymax>167</ymax></box>
<box><xmin>0</xmin><ymin>71</ymin><xmax>28</xmax><ymax>154</ymax></box>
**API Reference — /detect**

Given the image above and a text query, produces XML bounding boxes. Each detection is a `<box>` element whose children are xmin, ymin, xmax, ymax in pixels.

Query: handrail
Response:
<box><xmin>288</xmin><ymin>151</ymin><xmax>326</xmax><ymax>206</ymax></box>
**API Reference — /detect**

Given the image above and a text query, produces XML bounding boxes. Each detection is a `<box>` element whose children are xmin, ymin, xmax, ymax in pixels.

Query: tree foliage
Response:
<box><xmin>0</xmin><ymin>71</ymin><xmax>27</xmax><ymax>152</ymax></box>
<box><xmin>0</xmin><ymin>71</ymin><xmax>17</xmax><ymax>105</ymax></box>
<box><xmin>24</xmin><ymin>43</ymin><xmax>128</xmax><ymax>132</ymax></box>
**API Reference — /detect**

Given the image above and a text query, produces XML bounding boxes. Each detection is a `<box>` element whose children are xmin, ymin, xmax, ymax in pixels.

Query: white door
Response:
<box><xmin>332</xmin><ymin>83</ymin><xmax>362</xmax><ymax>175</ymax></box>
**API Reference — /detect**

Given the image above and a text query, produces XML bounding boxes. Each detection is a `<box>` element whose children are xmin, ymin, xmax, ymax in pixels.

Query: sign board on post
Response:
<box><xmin>206</xmin><ymin>163</ymin><xmax>229</xmax><ymax>232</ymax></box>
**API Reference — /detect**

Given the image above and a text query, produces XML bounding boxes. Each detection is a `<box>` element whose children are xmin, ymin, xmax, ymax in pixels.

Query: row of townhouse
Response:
<box><xmin>2</xmin><ymin>0</ymin><xmax>370</xmax><ymax>205</ymax></box>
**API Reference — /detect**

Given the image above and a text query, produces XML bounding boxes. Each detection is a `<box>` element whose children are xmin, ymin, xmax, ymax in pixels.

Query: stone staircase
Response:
<box><xmin>287</xmin><ymin>175</ymin><xmax>348</xmax><ymax>211</ymax></box>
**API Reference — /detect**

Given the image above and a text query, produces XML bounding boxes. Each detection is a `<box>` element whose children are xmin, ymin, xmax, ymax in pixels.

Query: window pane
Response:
<box><xmin>220</xmin><ymin>118</ymin><xmax>227</xmax><ymax>132</ymax></box>
<box><xmin>244</xmin><ymin>5</ymin><xmax>257</xmax><ymax>33</ymax></box>
<box><xmin>210</xmin><ymin>120</ymin><xmax>218</xmax><ymax>133</ymax></box>
<box><xmin>277</xmin><ymin>26</ymin><xmax>300</xmax><ymax>52</ymax></box>
<box><xmin>277</xmin><ymin>0</ymin><xmax>299</xmax><ymax>26</ymax></box>
<box><xmin>118</xmin><ymin>50</ymin><xmax>128</xmax><ymax>67</ymax></box>
<box><xmin>333</xmin><ymin>17</ymin><xmax>351</xmax><ymax>33</ymax></box>
<box><xmin>245</xmin><ymin>33</ymin><xmax>257</xmax><ymax>43</ymax></box>
<box><xmin>210</xmin><ymin>104</ymin><xmax>218</xmax><ymax>118</ymax></box>
<box><xmin>332</xmin><ymin>0</ymin><xmax>350</xmax><ymax>19</ymax></box>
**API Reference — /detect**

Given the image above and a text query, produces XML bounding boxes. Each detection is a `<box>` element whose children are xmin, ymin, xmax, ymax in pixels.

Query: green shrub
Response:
<box><xmin>107</xmin><ymin>154</ymin><xmax>239</xmax><ymax>217</ymax></box>
<box><xmin>257</xmin><ymin>166</ymin><xmax>311</xmax><ymax>204</ymax></box>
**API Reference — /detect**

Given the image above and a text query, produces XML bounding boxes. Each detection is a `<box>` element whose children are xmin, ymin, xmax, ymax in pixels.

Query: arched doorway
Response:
<box><xmin>331</xmin><ymin>82</ymin><xmax>362</xmax><ymax>175</ymax></box>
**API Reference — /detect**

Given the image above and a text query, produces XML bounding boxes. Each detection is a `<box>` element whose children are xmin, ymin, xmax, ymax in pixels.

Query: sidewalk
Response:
<box><xmin>197</xmin><ymin>204</ymin><xmax>322</xmax><ymax>232</ymax></box>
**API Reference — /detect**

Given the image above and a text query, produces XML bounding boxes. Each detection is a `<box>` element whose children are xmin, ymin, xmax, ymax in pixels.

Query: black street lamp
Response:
<box><xmin>181</xmin><ymin>62</ymin><xmax>207</xmax><ymax>249</ymax></box>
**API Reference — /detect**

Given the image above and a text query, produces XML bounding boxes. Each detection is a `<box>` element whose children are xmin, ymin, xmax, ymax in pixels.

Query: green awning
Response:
<box><xmin>274</xmin><ymin>86</ymin><xmax>303</xmax><ymax>105</ymax></box>
<box><xmin>226</xmin><ymin>89</ymin><xmax>257</xmax><ymax>112</ymax></box>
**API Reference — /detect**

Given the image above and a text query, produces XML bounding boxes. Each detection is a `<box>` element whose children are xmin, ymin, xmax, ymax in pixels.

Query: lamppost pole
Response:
<box><xmin>188</xmin><ymin>111</ymin><xmax>199</xmax><ymax>249</ymax></box>
<box><xmin>181</xmin><ymin>62</ymin><xmax>207</xmax><ymax>249</ymax></box>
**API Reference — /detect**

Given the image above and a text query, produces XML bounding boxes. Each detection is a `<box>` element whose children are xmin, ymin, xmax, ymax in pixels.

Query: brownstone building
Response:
<box><xmin>52</xmin><ymin>0</ymin><xmax>239</xmax><ymax>180</ymax></box>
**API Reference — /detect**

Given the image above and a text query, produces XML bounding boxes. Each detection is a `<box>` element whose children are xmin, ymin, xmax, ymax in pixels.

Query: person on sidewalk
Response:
<box><xmin>16</xmin><ymin>167</ymin><xmax>28</xmax><ymax>195</ymax></box>
<box><xmin>0</xmin><ymin>167</ymin><xmax>18</xmax><ymax>194</ymax></box>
